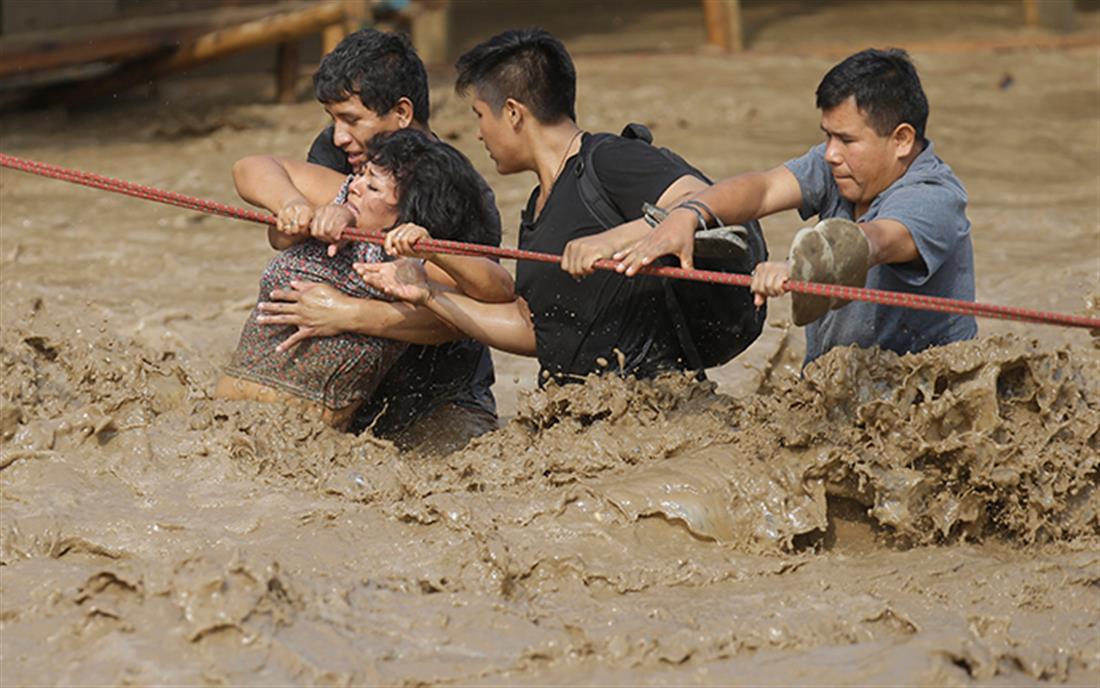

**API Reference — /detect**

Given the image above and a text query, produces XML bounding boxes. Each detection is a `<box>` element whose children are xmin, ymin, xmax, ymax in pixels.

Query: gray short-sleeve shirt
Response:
<box><xmin>784</xmin><ymin>140</ymin><xmax>977</xmax><ymax>365</ymax></box>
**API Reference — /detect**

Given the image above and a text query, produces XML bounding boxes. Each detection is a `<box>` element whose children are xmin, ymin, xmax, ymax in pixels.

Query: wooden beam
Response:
<box><xmin>140</xmin><ymin>1</ymin><xmax>345</xmax><ymax>72</ymax></box>
<box><xmin>321</xmin><ymin>0</ymin><xmax>368</xmax><ymax>55</ymax></box>
<box><xmin>342</xmin><ymin>0</ymin><xmax>367</xmax><ymax>30</ymax></box>
<box><xmin>411</xmin><ymin>0</ymin><xmax>451</xmax><ymax>67</ymax></box>
<box><xmin>701</xmin><ymin>0</ymin><xmax>727</xmax><ymax>48</ymax></box>
<box><xmin>723</xmin><ymin>0</ymin><xmax>744</xmax><ymax>53</ymax></box>
<box><xmin>322</xmin><ymin>22</ymin><xmax>346</xmax><ymax>55</ymax></box>
<box><xmin>275</xmin><ymin>40</ymin><xmax>299</xmax><ymax>104</ymax></box>
<box><xmin>0</xmin><ymin>26</ymin><xmax>207</xmax><ymax>80</ymax></box>
<box><xmin>37</xmin><ymin>1</ymin><xmax>346</xmax><ymax>106</ymax></box>
<box><xmin>699</xmin><ymin>0</ymin><xmax>744</xmax><ymax>53</ymax></box>
<box><xmin>1023</xmin><ymin>0</ymin><xmax>1040</xmax><ymax>27</ymax></box>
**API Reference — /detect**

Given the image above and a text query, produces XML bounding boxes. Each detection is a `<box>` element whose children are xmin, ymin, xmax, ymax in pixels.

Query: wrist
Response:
<box><xmin>420</xmin><ymin>282</ymin><xmax>440</xmax><ymax>308</ymax></box>
<box><xmin>668</xmin><ymin>206</ymin><xmax>704</xmax><ymax>232</ymax></box>
<box><xmin>326</xmin><ymin>292</ymin><xmax>358</xmax><ymax>332</ymax></box>
<box><xmin>281</xmin><ymin>194</ymin><xmax>310</xmax><ymax>210</ymax></box>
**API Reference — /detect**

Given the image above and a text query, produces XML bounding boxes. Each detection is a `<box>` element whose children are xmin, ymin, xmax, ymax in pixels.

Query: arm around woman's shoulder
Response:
<box><xmin>233</xmin><ymin>156</ymin><xmax>349</xmax><ymax>250</ymax></box>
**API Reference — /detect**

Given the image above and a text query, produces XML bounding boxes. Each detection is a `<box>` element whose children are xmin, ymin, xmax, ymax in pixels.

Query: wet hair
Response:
<box><xmin>365</xmin><ymin>129</ymin><xmax>494</xmax><ymax>244</ymax></box>
<box><xmin>454</xmin><ymin>28</ymin><xmax>576</xmax><ymax>124</ymax></box>
<box><xmin>313</xmin><ymin>29</ymin><xmax>430</xmax><ymax>126</ymax></box>
<box><xmin>816</xmin><ymin>48</ymin><xmax>929</xmax><ymax>142</ymax></box>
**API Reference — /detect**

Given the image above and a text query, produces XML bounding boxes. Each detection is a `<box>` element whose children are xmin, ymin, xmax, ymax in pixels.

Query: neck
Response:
<box><xmin>531</xmin><ymin>120</ymin><xmax>583</xmax><ymax>192</ymax></box>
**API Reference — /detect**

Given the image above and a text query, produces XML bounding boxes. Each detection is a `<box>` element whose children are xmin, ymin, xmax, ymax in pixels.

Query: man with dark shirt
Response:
<box><xmin>357</xmin><ymin>29</ymin><xmax>712</xmax><ymax>383</ymax></box>
<box><xmin>256</xmin><ymin>29</ymin><xmax>510</xmax><ymax>453</ymax></box>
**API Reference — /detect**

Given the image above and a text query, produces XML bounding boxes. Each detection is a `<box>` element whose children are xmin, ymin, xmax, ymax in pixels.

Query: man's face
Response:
<box><xmin>471</xmin><ymin>96</ymin><xmax>521</xmax><ymax>175</ymax></box>
<box><xmin>325</xmin><ymin>97</ymin><xmax>404</xmax><ymax>171</ymax></box>
<box><xmin>820</xmin><ymin>96</ymin><xmax>903</xmax><ymax>209</ymax></box>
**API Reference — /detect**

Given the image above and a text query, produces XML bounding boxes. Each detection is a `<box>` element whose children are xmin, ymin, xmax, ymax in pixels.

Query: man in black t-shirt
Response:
<box><xmin>358</xmin><ymin>29</ymin><xmax>709</xmax><ymax>384</ymax></box>
<box><xmin>514</xmin><ymin>134</ymin><xmax>698</xmax><ymax>380</ymax></box>
<box><xmin>253</xmin><ymin>30</ymin><xmax>510</xmax><ymax>453</ymax></box>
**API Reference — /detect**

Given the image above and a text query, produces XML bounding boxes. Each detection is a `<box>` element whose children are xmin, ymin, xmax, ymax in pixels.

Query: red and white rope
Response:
<box><xmin>3</xmin><ymin>152</ymin><xmax>1097</xmax><ymax>330</ymax></box>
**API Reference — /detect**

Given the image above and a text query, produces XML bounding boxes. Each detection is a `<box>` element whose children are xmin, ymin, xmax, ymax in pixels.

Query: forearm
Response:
<box><xmin>690</xmin><ymin>171</ymin><xmax>775</xmax><ymax>226</ymax></box>
<box><xmin>426</xmin><ymin>255</ymin><xmax>516</xmax><ymax>303</ymax></box>
<box><xmin>600</xmin><ymin>218</ymin><xmax>654</xmax><ymax>250</ymax></box>
<box><xmin>234</xmin><ymin>156</ymin><xmax>311</xmax><ymax>214</ymax></box>
<box><xmin>339</xmin><ymin>297</ymin><xmax>464</xmax><ymax>345</ymax></box>
<box><xmin>423</xmin><ymin>291</ymin><xmax>536</xmax><ymax>356</ymax></box>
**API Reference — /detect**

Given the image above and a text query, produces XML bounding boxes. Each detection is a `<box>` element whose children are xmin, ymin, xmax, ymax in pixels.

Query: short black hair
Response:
<box><xmin>454</xmin><ymin>28</ymin><xmax>576</xmax><ymax>124</ymax></box>
<box><xmin>366</xmin><ymin>130</ymin><xmax>494</xmax><ymax>244</ymax></box>
<box><xmin>816</xmin><ymin>48</ymin><xmax>929</xmax><ymax>142</ymax></box>
<box><xmin>313</xmin><ymin>29</ymin><xmax>430</xmax><ymax>126</ymax></box>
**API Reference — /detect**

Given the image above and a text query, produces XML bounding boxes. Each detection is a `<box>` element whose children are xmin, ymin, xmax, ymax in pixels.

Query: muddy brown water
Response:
<box><xmin>2</xmin><ymin>19</ymin><xmax>1099</xmax><ymax>687</ymax></box>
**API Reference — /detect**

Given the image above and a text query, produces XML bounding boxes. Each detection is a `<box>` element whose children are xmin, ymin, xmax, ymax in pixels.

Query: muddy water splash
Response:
<box><xmin>2</xmin><ymin>299</ymin><xmax>1098</xmax><ymax>684</ymax></box>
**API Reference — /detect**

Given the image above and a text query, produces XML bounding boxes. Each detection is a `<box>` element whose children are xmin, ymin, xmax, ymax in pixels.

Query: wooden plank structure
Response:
<box><xmin>700</xmin><ymin>0</ymin><xmax>1079</xmax><ymax>53</ymax></box>
<box><xmin>701</xmin><ymin>0</ymin><xmax>742</xmax><ymax>53</ymax></box>
<box><xmin>0</xmin><ymin>0</ymin><xmax>1088</xmax><ymax>111</ymax></box>
<box><xmin>0</xmin><ymin>0</ymin><xmax>365</xmax><ymax>108</ymax></box>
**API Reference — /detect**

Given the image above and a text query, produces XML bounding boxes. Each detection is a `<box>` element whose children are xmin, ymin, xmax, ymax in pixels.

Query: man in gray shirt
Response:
<box><xmin>616</xmin><ymin>48</ymin><xmax>977</xmax><ymax>365</ymax></box>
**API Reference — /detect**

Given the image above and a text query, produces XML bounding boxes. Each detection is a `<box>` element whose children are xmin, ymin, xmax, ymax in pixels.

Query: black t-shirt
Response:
<box><xmin>307</xmin><ymin>125</ymin><xmax>354</xmax><ymax>174</ymax></box>
<box><xmin>306</xmin><ymin>127</ymin><xmax>500</xmax><ymax>434</ymax></box>
<box><xmin>516</xmin><ymin>133</ymin><xmax>692</xmax><ymax>383</ymax></box>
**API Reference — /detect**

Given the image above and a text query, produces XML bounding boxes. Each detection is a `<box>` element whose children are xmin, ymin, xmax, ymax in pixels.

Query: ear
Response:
<box><xmin>392</xmin><ymin>97</ymin><xmax>416</xmax><ymax>129</ymax></box>
<box><xmin>503</xmin><ymin>97</ymin><xmax>525</xmax><ymax>132</ymax></box>
<box><xmin>891</xmin><ymin>122</ymin><xmax>917</xmax><ymax>158</ymax></box>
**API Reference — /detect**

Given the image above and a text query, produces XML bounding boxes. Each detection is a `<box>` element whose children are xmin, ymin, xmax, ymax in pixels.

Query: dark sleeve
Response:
<box><xmin>307</xmin><ymin>126</ymin><xmax>353</xmax><ymax>174</ymax></box>
<box><xmin>591</xmin><ymin>137</ymin><xmax>699</xmax><ymax>221</ymax></box>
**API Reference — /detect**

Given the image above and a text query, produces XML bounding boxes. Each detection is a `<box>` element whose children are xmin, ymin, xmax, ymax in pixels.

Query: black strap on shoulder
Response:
<box><xmin>575</xmin><ymin>132</ymin><xmax>626</xmax><ymax>228</ymax></box>
<box><xmin>574</xmin><ymin>125</ymin><xmax>707</xmax><ymax>375</ymax></box>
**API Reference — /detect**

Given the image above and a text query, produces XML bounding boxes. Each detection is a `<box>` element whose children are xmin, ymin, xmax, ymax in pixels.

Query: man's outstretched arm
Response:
<box><xmin>615</xmin><ymin>165</ymin><xmax>803</xmax><ymax>275</ymax></box>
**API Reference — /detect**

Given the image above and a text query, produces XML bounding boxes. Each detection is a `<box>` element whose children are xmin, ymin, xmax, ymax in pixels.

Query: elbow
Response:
<box><xmin>483</xmin><ymin>282</ymin><xmax>516</xmax><ymax>304</ymax></box>
<box><xmin>232</xmin><ymin>155</ymin><xmax>275</xmax><ymax>197</ymax></box>
<box><xmin>232</xmin><ymin>155</ymin><xmax>259</xmax><ymax>187</ymax></box>
<box><xmin>483</xmin><ymin>268</ymin><xmax>517</xmax><ymax>303</ymax></box>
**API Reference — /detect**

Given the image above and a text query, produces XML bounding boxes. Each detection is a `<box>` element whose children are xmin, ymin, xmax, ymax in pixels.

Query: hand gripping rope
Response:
<box><xmin>2</xmin><ymin>152</ymin><xmax>1098</xmax><ymax>331</ymax></box>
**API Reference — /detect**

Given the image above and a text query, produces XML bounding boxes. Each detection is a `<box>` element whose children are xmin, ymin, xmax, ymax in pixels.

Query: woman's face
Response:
<box><xmin>345</xmin><ymin>163</ymin><xmax>400</xmax><ymax>232</ymax></box>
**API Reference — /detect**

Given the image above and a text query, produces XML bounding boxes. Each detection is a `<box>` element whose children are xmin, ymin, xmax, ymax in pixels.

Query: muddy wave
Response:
<box><xmin>3</xmin><ymin>301</ymin><xmax>1099</xmax><ymax>685</ymax></box>
<box><xmin>4</xmin><ymin>309</ymin><xmax>1097</xmax><ymax>552</ymax></box>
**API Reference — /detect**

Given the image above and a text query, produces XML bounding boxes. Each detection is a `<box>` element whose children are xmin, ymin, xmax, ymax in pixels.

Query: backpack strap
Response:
<box><xmin>575</xmin><ymin>132</ymin><xmax>627</xmax><ymax>228</ymax></box>
<box><xmin>573</xmin><ymin>127</ymin><xmax>707</xmax><ymax>375</ymax></box>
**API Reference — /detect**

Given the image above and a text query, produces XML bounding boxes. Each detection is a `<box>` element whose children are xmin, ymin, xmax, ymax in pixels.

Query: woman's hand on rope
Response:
<box><xmin>355</xmin><ymin>258</ymin><xmax>432</xmax><ymax>306</ymax></box>
<box><xmin>256</xmin><ymin>281</ymin><xmax>353</xmax><ymax>352</ymax></box>
<box><xmin>310</xmin><ymin>203</ymin><xmax>356</xmax><ymax>257</ymax></box>
<box><xmin>384</xmin><ymin>223</ymin><xmax>434</xmax><ymax>259</ymax></box>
